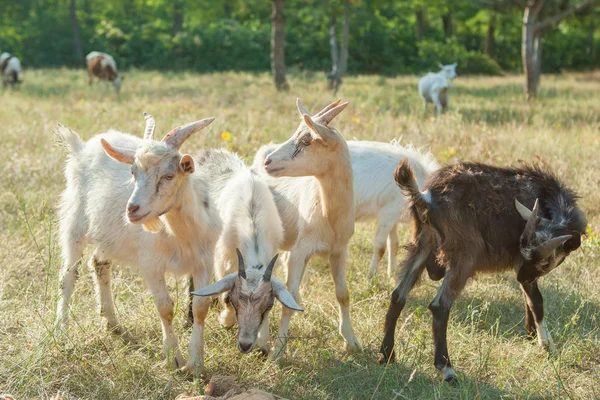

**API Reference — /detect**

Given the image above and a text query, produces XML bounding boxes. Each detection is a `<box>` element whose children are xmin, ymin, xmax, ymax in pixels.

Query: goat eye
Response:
<box><xmin>163</xmin><ymin>174</ymin><xmax>175</xmax><ymax>181</ymax></box>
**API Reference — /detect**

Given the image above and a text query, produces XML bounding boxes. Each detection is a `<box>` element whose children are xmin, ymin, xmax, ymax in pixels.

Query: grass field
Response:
<box><xmin>0</xmin><ymin>69</ymin><xmax>599</xmax><ymax>400</ymax></box>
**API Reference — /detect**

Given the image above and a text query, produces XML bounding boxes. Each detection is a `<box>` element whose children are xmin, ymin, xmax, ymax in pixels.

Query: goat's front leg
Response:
<box><xmin>89</xmin><ymin>253</ymin><xmax>120</xmax><ymax>332</ymax></box>
<box><xmin>429</xmin><ymin>266</ymin><xmax>469</xmax><ymax>384</ymax></box>
<box><xmin>330</xmin><ymin>249</ymin><xmax>361</xmax><ymax>351</ymax></box>
<box><xmin>521</xmin><ymin>281</ymin><xmax>556</xmax><ymax>353</ymax></box>
<box><xmin>272</xmin><ymin>249</ymin><xmax>309</xmax><ymax>359</ymax></box>
<box><xmin>143</xmin><ymin>273</ymin><xmax>185</xmax><ymax>369</ymax></box>
<box><xmin>185</xmin><ymin>260</ymin><xmax>212</xmax><ymax>374</ymax></box>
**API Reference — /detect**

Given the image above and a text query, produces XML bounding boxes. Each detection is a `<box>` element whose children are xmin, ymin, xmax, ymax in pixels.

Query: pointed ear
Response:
<box><xmin>179</xmin><ymin>154</ymin><xmax>195</xmax><ymax>174</ymax></box>
<box><xmin>296</xmin><ymin>98</ymin><xmax>313</xmax><ymax>118</ymax></box>
<box><xmin>315</xmin><ymin>101</ymin><xmax>349</xmax><ymax>126</ymax></box>
<box><xmin>101</xmin><ymin>138</ymin><xmax>135</xmax><ymax>165</ymax></box>
<box><xmin>314</xmin><ymin>99</ymin><xmax>342</xmax><ymax>118</ymax></box>
<box><xmin>191</xmin><ymin>273</ymin><xmax>237</xmax><ymax>296</ymax></box>
<box><xmin>452</xmin><ymin>63</ymin><xmax>457</xmax><ymax>68</ymax></box>
<box><xmin>303</xmin><ymin>114</ymin><xmax>329</xmax><ymax>144</ymax></box>
<box><xmin>162</xmin><ymin>117</ymin><xmax>215</xmax><ymax>149</ymax></box>
<box><xmin>272</xmin><ymin>278</ymin><xmax>303</xmax><ymax>311</ymax></box>
<box><xmin>438</xmin><ymin>63</ymin><xmax>444</xmax><ymax>69</ymax></box>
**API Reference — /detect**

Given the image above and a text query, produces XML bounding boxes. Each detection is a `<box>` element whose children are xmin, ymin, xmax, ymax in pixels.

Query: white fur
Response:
<box><xmin>195</xmin><ymin>149</ymin><xmax>284</xmax><ymax>351</ymax></box>
<box><xmin>86</xmin><ymin>51</ymin><xmax>118</xmax><ymax>72</ymax></box>
<box><xmin>418</xmin><ymin>63</ymin><xmax>457</xmax><ymax>116</ymax></box>
<box><xmin>254</xmin><ymin>139</ymin><xmax>439</xmax><ymax>279</ymax></box>
<box><xmin>1</xmin><ymin>53</ymin><xmax>22</xmax><ymax>86</ymax></box>
<box><xmin>536</xmin><ymin>319</ymin><xmax>557</xmax><ymax>353</ymax></box>
<box><xmin>54</xmin><ymin>125</ymin><xmax>221</xmax><ymax>374</ymax></box>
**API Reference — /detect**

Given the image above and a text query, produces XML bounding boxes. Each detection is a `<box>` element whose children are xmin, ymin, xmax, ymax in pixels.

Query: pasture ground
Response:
<box><xmin>0</xmin><ymin>69</ymin><xmax>599</xmax><ymax>399</ymax></box>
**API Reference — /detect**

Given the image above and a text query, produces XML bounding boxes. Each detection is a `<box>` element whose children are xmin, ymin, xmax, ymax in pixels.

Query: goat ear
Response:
<box><xmin>564</xmin><ymin>232</ymin><xmax>581</xmax><ymax>253</ymax></box>
<box><xmin>296</xmin><ymin>98</ymin><xmax>313</xmax><ymax>118</ymax></box>
<box><xmin>179</xmin><ymin>154</ymin><xmax>195</xmax><ymax>174</ymax></box>
<box><xmin>302</xmin><ymin>114</ymin><xmax>330</xmax><ymax>144</ymax></box>
<box><xmin>314</xmin><ymin>99</ymin><xmax>342</xmax><ymax>118</ymax></box>
<box><xmin>515</xmin><ymin>198</ymin><xmax>534</xmax><ymax>220</ymax></box>
<box><xmin>452</xmin><ymin>62</ymin><xmax>457</xmax><ymax>68</ymax></box>
<box><xmin>101</xmin><ymin>138</ymin><xmax>135</xmax><ymax>165</ymax></box>
<box><xmin>191</xmin><ymin>273</ymin><xmax>236</xmax><ymax>296</ymax></box>
<box><xmin>162</xmin><ymin>117</ymin><xmax>215</xmax><ymax>149</ymax></box>
<box><xmin>315</xmin><ymin>101</ymin><xmax>349</xmax><ymax>126</ymax></box>
<box><xmin>272</xmin><ymin>278</ymin><xmax>303</xmax><ymax>311</ymax></box>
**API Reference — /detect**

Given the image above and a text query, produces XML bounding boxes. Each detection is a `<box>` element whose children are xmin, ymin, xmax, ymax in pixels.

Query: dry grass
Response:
<box><xmin>0</xmin><ymin>69</ymin><xmax>599</xmax><ymax>400</ymax></box>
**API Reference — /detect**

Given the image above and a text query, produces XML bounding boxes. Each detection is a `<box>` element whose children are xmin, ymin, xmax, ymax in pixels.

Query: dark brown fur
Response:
<box><xmin>380</xmin><ymin>161</ymin><xmax>587</xmax><ymax>382</ymax></box>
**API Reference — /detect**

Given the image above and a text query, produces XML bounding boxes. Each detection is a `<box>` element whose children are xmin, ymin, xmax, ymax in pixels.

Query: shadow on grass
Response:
<box><xmin>272</xmin><ymin>351</ymin><xmax>510</xmax><ymax>400</ymax></box>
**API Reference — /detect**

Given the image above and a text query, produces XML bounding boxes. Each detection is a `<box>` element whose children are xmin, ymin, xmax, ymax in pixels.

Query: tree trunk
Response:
<box><xmin>328</xmin><ymin>8</ymin><xmax>341</xmax><ymax>92</ymax></box>
<box><xmin>442</xmin><ymin>11</ymin><xmax>453</xmax><ymax>38</ymax></box>
<box><xmin>415</xmin><ymin>8</ymin><xmax>426</xmax><ymax>41</ymax></box>
<box><xmin>522</xmin><ymin>3</ymin><xmax>541</xmax><ymax>99</ymax></box>
<box><xmin>533</xmin><ymin>34</ymin><xmax>543</xmax><ymax>90</ymax></box>
<box><xmin>589</xmin><ymin>11</ymin><xmax>596</xmax><ymax>68</ymax></box>
<box><xmin>271</xmin><ymin>0</ymin><xmax>289</xmax><ymax>91</ymax></box>
<box><xmin>173</xmin><ymin>0</ymin><xmax>184</xmax><ymax>36</ymax></box>
<box><xmin>339</xmin><ymin>0</ymin><xmax>350</xmax><ymax>76</ymax></box>
<box><xmin>485</xmin><ymin>13</ymin><xmax>496</xmax><ymax>58</ymax></box>
<box><xmin>69</xmin><ymin>0</ymin><xmax>84</xmax><ymax>65</ymax></box>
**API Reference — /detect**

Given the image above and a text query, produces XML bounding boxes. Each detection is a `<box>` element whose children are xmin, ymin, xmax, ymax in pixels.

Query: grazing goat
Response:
<box><xmin>189</xmin><ymin>149</ymin><xmax>301</xmax><ymax>355</ymax></box>
<box><xmin>54</xmin><ymin>113</ymin><xmax>221</xmax><ymax>374</ymax></box>
<box><xmin>418</xmin><ymin>63</ymin><xmax>457</xmax><ymax>116</ymax></box>
<box><xmin>378</xmin><ymin>160</ymin><xmax>587</xmax><ymax>383</ymax></box>
<box><xmin>86</xmin><ymin>51</ymin><xmax>122</xmax><ymax>94</ymax></box>
<box><xmin>253</xmin><ymin>135</ymin><xmax>439</xmax><ymax>281</ymax></box>
<box><xmin>0</xmin><ymin>52</ymin><xmax>22</xmax><ymax>88</ymax></box>
<box><xmin>253</xmin><ymin>98</ymin><xmax>361</xmax><ymax>357</ymax></box>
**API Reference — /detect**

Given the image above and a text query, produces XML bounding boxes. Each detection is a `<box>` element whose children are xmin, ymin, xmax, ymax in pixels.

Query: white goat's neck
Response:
<box><xmin>314</xmin><ymin>143</ymin><xmax>355</xmax><ymax>241</ymax></box>
<box><xmin>162</xmin><ymin>178</ymin><xmax>207</xmax><ymax>247</ymax></box>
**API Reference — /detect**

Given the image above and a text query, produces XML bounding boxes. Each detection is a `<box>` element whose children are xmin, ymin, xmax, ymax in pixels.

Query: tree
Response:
<box><xmin>271</xmin><ymin>0</ymin><xmax>289</xmax><ymax>91</ymax></box>
<box><xmin>517</xmin><ymin>0</ymin><xmax>596</xmax><ymax>99</ymax></box>
<box><xmin>328</xmin><ymin>0</ymin><xmax>350</xmax><ymax>93</ymax></box>
<box><xmin>69</xmin><ymin>0</ymin><xmax>84</xmax><ymax>65</ymax></box>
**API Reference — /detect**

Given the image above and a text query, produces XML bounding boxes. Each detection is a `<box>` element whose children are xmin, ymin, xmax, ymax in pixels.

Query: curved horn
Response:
<box><xmin>537</xmin><ymin>234</ymin><xmax>573</xmax><ymax>259</ymax></box>
<box><xmin>316</xmin><ymin>101</ymin><xmax>349</xmax><ymax>126</ymax></box>
<box><xmin>296</xmin><ymin>98</ymin><xmax>313</xmax><ymax>118</ymax></box>
<box><xmin>143</xmin><ymin>112</ymin><xmax>156</xmax><ymax>141</ymax></box>
<box><xmin>236</xmin><ymin>248</ymin><xmax>246</xmax><ymax>279</ymax></box>
<box><xmin>263</xmin><ymin>254</ymin><xmax>279</xmax><ymax>282</ymax></box>
<box><xmin>314</xmin><ymin>99</ymin><xmax>342</xmax><ymax>117</ymax></box>
<box><xmin>162</xmin><ymin>117</ymin><xmax>215</xmax><ymax>149</ymax></box>
<box><xmin>520</xmin><ymin>198</ymin><xmax>539</xmax><ymax>242</ymax></box>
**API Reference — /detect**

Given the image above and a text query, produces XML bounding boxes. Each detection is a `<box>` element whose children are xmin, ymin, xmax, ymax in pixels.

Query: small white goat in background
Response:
<box><xmin>254</xmin><ymin>135</ymin><xmax>439</xmax><ymax>281</ymax></box>
<box><xmin>54</xmin><ymin>113</ymin><xmax>221</xmax><ymax>374</ymax></box>
<box><xmin>418</xmin><ymin>63</ymin><xmax>457</xmax><ymax>116</ymax></box>
<box><xmin>0</xmin><ymin>52</ymin><xmax>22</xmax><ymax>88</ymax></box>
<box><xmin>254</xmin><ymin>99</ymin><xmax>361</xmax><ymax>357</ymax></box>
<box><xmin>189</xmin><ymin>149</ymin><xmax>301</xmax><ymax>355</ymax></box>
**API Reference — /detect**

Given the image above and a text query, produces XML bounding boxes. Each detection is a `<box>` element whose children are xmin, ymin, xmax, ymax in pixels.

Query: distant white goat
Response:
<box><xmin>253</xmin><ymin>99</ymin><xmax>361</xmax><ymax>357</ymax></box>
<box><xmin>54</xmin><ymin>113</ymin><xmax>221</xmax><ymax>374</ymax></box>
<box><xmin>189</xmin><ymin>149</ymin><xmax>301</xmax><ymax>355</ymax></box>
<box><xmin>0</xmin><ymin>52</ymin><xmax>22</xmax><ymax>88</ymax></box>
<box><xmin>254</xmin><ymin>137</ymin><xmax>439</xmax><ymax>281</ymax></box>
<box><xmin>418</xmin><ymin>63</ymin><xmax>457</xmax><ymax>116</ymax></box>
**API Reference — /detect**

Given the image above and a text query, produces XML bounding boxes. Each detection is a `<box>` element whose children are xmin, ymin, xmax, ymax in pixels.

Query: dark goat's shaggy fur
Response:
<box><xmin>378</xmin><ymin>159</ymin><xmax>587</xmax><ymax>383</ymax></box>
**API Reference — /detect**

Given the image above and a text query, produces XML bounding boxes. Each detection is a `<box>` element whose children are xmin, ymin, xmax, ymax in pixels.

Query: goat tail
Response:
<box><xmin>395</xmin><ymin>158</ymin><xmax>428</xmax><ymax>212</ymax></box>
<box><xmin>54</xmin><ymin>124</ymin><xmax>84</xmax><ymax>154</ymax></box>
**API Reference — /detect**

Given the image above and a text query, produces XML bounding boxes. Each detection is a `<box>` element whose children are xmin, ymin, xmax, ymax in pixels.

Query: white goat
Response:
<box><xmin>189</xmin><ymin>149</ymin><xmax>301</xmax><ymax>355</ymax></box>
<box><xmin>0</xmin><ymin>52</ymin><xmax>22</xmax><ymax>88</ymax></box>
<box><xmin>418</xmin><ymin>63</ymin><xmax>457</xmax><ymax>116</ymax></box>
<box><xmin>54</xmin><ymin>113</ymin><xmax>221</xmax><ymax>374</ymax></box>
<box><xmin>252</xmin><ymin>99</ymin><xmax>361</xmax><ymax>357</ymax></box>
<box><xmin>255</xmin><ymin>136</ymin><xmax>439</xmax><ymax>281</ymax></box>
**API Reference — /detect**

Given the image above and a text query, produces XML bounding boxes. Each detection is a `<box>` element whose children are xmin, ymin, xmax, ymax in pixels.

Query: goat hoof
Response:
<box><xmin>444</xmin><ymin>375</ymin><xmax>458</xmax><ymax>385</ymax></box>
<box><xmin>377</xmin><ymin>351</ymin><xmax>395</xmax><ymax>365</ymax></box>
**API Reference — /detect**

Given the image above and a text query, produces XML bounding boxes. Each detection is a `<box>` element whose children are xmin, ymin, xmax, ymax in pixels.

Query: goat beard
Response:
<box><xmin>142</xmin><ymin>217</ymin><xmax>164</xmax><ymax>233</ymax></box>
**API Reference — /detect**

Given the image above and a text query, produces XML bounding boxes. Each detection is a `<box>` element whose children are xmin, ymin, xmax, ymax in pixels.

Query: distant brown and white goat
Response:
<box><xmin>86</xmin><ymin>51</ymin><xmax>122</xmax><ymax>94</ymax></box>
<box><xmin>378</xmin><ymin>160</ymin><xmax>587</xmax><ymax>383</ymax></box>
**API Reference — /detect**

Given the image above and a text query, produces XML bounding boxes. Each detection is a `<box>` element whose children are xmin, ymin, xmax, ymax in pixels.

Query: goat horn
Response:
<box><xmin>314</xmin><ymin>99</ymin><xmax>342</xmax><ymax>117</ymax></box>
<box><xmin>236</xmin><ymin>248</ymin><xmax>246</xmax><ymax>279</ymax></box>
<box><xmin>296</xmin><ymin>98</ymin><xmax>313</xmax><ymax>118</ymax></box>
<box><xmin>162</xmin><ymin>117</ymin><xmax>215</xmax><ymax>149</ymax></box>
<box><xmin>520</xmin><ymin>198</ymin><xmax>539</xmax><ymax>241</ymax></box>
<box><xmin>263</xmin><ymin>253</ymin><xmax>279</xmax><ymax>282</ymax></box>
<box><xmin>143</xmin><ymin>112</ymin><xmax>156</xmax><ymax>141</ymax></box>
<box><xmin>537</xmin><ymin>234</ymin><xmax>572</xmax><ymax>259</ymax></box>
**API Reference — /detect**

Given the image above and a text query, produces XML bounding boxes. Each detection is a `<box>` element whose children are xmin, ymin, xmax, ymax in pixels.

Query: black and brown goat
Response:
<box><xmin>86</xmin><ymin>51</ymin><xmax>122</xmax><ymax>94</ymax></box>
<box><xmin>378</xmin><ymin>160</ymin><xmax>587</xmax><ymax>383</ymax></box>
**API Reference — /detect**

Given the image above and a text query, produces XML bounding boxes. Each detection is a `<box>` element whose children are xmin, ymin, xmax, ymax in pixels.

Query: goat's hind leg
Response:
<box><xmin>387</xmin><ymin>225</ymin><xmax>399</xmax><ymax>279</ymax></box>
<box><xmin>378</xmin><ymin>243</ymin><xmax>429</xmax><ymax>364</ymax></box>
<box><xmin>367</xmin><ymin>217</ymin><xmax>396</xmax><ymax>280</ymax></box>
